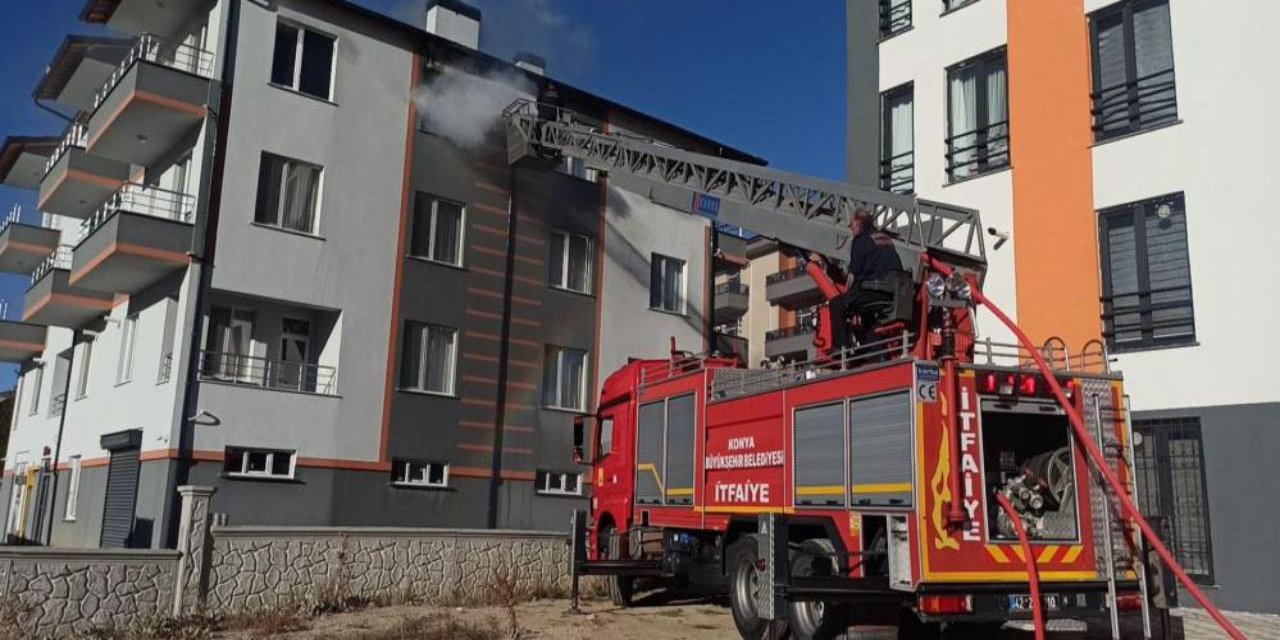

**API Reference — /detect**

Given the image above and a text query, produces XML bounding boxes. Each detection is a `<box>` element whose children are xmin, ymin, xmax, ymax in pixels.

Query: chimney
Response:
<box><xmin>513</xmin><ymin>52</ymin><xmax>546</xmax><ymax>75</ymax></box>
<box><xmin>425</xmin><ymin>0</ymin><xmax>481</xmax><ymax>50</ymax></box>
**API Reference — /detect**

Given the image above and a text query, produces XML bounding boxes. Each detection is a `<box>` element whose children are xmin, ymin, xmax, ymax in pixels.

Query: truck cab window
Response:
<box><xmin>597</xmin><ymin>417</ymin><xmax>614</xmax><ymax>457</ymax></box>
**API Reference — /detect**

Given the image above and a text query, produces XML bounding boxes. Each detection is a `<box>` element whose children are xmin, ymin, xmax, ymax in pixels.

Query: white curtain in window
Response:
<box><xmin>559</xmin><ymin>349</ymin><xmax>586</xmax><ymax>410</ymax></box>
<box><xmin>281</xmin><ymin>162</ymin><xmax>319</xmax><ymax>233</ymax></box>
<box><xmin>423</xmin><ymin>326</ymin><xmax>455</xmax><ymax>394</ymax></box>
<box><xmin>889</xmin><ymin>93</ymin><xmax>913</xmax><ymax>187</ymax></box>
<box><xmin>432</xmin><ymin>201</ymin><xmax>462</xmax><ymax>265</ymax></box>
<box><xmin>948</xmin><ymin>68</ymin><xmax>977</xmax><ymax>178</ymax></box>
<box><xmin>567</xmin><ymin>235</ymin><xmax>590</xmax><ymax>292</ymax></box>
<box><xmin>985</xmin><ymin>62</ymin><xmax>1008</xmax><ymax>161</ymax></box>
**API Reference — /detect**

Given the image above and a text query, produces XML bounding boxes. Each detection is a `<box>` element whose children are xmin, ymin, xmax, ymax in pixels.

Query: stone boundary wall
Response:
<box><xmin>206</xmin><ymin>526</ymin><xmax>570</xmax><ymax>612</ymax></box>
<box><xmin>0</xmin><ymin>547</ymin><xmax>180</xmax><ymax>637</ymax></box>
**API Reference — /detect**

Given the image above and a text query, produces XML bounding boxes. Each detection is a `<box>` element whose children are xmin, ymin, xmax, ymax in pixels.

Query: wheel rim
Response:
<box><xmin>732</xmin><ymin>555</ymin><xmax>761</xmax><ymax>622</ymax></box>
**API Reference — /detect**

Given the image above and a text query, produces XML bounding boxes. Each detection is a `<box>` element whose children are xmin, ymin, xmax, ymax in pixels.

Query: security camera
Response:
<box><xmin>987</xmin><ymin>226</ymin><xmax>1011</xmax><ymax>250</ymax></box>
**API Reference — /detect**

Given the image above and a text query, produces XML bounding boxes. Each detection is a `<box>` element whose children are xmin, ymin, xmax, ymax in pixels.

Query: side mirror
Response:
<box><xmin>573</xmin><ymin>415</ymin><xmax>587</xmax><ymax>464</ymax></box>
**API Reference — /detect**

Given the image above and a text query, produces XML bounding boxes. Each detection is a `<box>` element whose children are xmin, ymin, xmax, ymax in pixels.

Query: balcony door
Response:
<box><xmin>278</xmin><ymin>318</ymin><xmax>312</xmax><ymax>392</ymax></box>
<box><xmin>205</xmin><ymin>306</ymin><xmax>257</xmax><ymax>384</ymax></box>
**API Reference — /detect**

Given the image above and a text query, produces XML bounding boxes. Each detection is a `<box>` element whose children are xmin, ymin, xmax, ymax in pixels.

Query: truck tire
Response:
<box><xmin>603</xmin><ymin>526</ymin><xmax>634</xmax><ymax>607</ymax></box>
<box><xmin>789</xmin><ymin>539</ymin><xmax>850</xmax><ymax>640</ymax></box>
<box><xmin>727</xmin><ymin>534</ymin><xmax>780</xmax><ymax>640</ymax></box>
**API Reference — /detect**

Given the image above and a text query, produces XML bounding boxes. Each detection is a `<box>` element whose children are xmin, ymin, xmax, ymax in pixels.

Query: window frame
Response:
<box><xmin>548</xmin><ymin>229</ymin><xmax>594</xmax><ymax>294</ymax></box>
<box><xmin>879</xmin><ymin>0</ymin><xmax>912</xmax><ymax>38</ymax></box>
<box><xmin>64</xmin><ymin>455</ymin><xmax>82</xmax><ymax>521</ymax></box>
<box><xmin>224</xmin><ymin>447</ymin><xmax>297</xmax><ymax>480</ymax></box>
<box><xmin>1087</xmin><ymin>0</ymin><xmax>1179</xmax><ymax>142</ymax></box>
<box><xmin>117</xmin><ymin>315</ymin><xmax>138</xmax><ymax>385</ymax></box>
<box><xmin>27</xmin><ymin>366</ymin><xmax>42</xmax><ymax>416</ymax></box>
<box><xmin>400</xmin><ymin>321</ymin><xmax>459</xmax><ymax>396</ymax></box>
<box><xmin>1097</xmin><ymin>192</ymin><xmax>1196</xmax><ymax>351</ymax></box>
<box><xmin>880</xmin><ymin>82</ymin><xmax>915</xmax><ymax>194</ymax></box>
<box><xmin>941</xmin><ymin>0</ymin><xmax>980</xmax><ymax>13</ymax></box>
<box><xmin>254</xmin><ymin>152</ymin><xmax>325</xmax><ymax>236</ymax></box>
<box><xmin>409</xmin><ymin>194</ymin><xmax>466</xmax><ymax>267</ymax></box>
<box><xmin>391</xmin><ymin>458</ymin><xmax>450</xmax><ymax>489</ymax></box>
<box><xmin>536</xmin><ymin>469</ymin><xmax>583</xmax><ymax>496</ymax></box>
<box><xmin>269</xmin><ymin>19</ymin><xmax>338</xmax><ymax>102</ymax></box>
<box><xmin>543</xmin><ymin>345</ymin><xmax>589</xmax><ymax>412</ymax></box>
<box><xmin>74</xmin><ymin>338</ymin><xmax>93</xmax><ymax>399</ymax></box>
<box><xmin>649</xmin><ymin>253</ymin><xmax>687</xmax><ymax>315</ymax></box>
<box><xmin>945</xmin><ymin>46</ymin><xmax>1010</xmax><ymax>182</ymax></box>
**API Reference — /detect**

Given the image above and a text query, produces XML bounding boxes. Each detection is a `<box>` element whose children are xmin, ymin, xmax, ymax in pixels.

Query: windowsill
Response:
<box><xmin>406</xmin><ymin>255</ymin><xmax>465</xmax><ymax>271</ymax></box>
<box><xmin>1108</xmin><ymin>340</ymin><xmax>1199</xmax><ymax>356</ymax></box>
<box><xmin>536</xmin><ymin>491</ymin><xmax>585</xmax><ymax>499</ymax></box>
<box><xmin>199</xmin><ymin>377</ymin><xmax>342</xmax><ymax>398</ymax></box>
<box><xmin>549</xmin><ymin>284</ymin><xmax>594</xmax><ymax>298</ymax></box>
<box><xmin>267</xmin><ymin>82</ymin><xmax>338</xmax><ymax>107</ymax></box>
<box><xmin>940</xmin><ymin>0</ymin><xmax>983</xmax><ymax>18</ymax></box>
<box><xmin>74</xmin><ymin>394</ymin><xmax>87</xmax><ymax>402</ymax></box>
<box><xmin>390</xmin><ymin>482</ymin><xmax>454</xmax><ymax>491</ymax></box>
<box><xmin>1091</xmin><ymin>119</ymin><xmax>1183</xmax><ymax>148</ymax></box>
<box><xmin>396</xmin><ymin>387</ymin><xmax>458</xmax><ymax>399</ymax></box>
<box><xmin>648</xmin><ymin>306</ymin><xmax>688</xmax><ymax>318</ymax></box>
<box><xmin>879</xmin><ymin>25</ymin><xmax>914</xmax><ymax>42</ymax></box>
<box><xmin>250</xmin><ymin>222</ymin><xmax>325</xmax><ymax>241</ymax></box>
<box><xmin>542</xmin><ymin>405</ymin><xmax>589</xmax><ymax>416</ymax></box>
<box><xmin>944</xmin><ymin>163</ymin><xmax>1012</xmax><ymax>187</ymax></box>
<box><xmin>114</xmin><ymin>379</ymin><xmax>132</xmax><ymax>388</ymax></box>
<box><xmin>222</xmin><ymin>473</ymin><xmax>301</xmax><ymax>483</ymax></box>
<box><xmin>63</xmin><ymin>517</ymin><xmax>76</xmax><ymax>522</ymax></box>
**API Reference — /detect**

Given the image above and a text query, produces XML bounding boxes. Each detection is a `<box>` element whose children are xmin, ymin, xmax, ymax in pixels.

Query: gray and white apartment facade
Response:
<box><xmin>0</xmin><ymin>0</ymin><xmax>759</xmax><ymax>549</ymax></box>
<box><xmin>846</xmin><ymin>0</ymin><xmax>1280</xmax><ymax>612</ymax></box>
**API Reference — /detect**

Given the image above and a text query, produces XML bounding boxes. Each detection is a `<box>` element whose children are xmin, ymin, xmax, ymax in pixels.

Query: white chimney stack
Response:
<box><xmin>513</xmin><ymin>52</ymin><xmax>546</xmax><ymax>76</ymax></box>
<box><xmin>425</xmin><ymin>0</ymin><xmax>481</xmax><ymax>50</ymax></box>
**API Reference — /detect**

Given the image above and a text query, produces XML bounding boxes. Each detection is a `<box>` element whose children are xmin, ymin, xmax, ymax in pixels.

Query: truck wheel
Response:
<box><xmin>790</xmin><ymin>539</ymin><xmax>849</xmax><ymax>640</ymax></box>
<box><xmin>728</xmin><ymin>534</ymin><xmax>781</xmax><ymax>639</ymax></box>
<box><xmin>603</xmin><ymin>526</ymin><xmax>634</xmax><ymax>607</ymax></box>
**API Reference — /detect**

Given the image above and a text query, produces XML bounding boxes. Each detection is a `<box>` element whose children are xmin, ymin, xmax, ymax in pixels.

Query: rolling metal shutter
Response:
<box><xmin>100</xmin><ymin>446</ymin><xmax>140</xmax><ymax>548</ymax></box>
<box><xmin>664</xmin><ymin>394</ymin><xmax>696</xmax><ymax>505</ymax></box>
<box><xmin>635</xmin><ymin>401</ymin><xmax>665</xmax><ymax>505</ymax></box>
<box><xmin>794</xmin><ymin>402</ymin><xmax>846</xmax><ymax>507</ymax></box>
<box><xmin>850</xmin><ymin>391</ymin><xmax>913</xmax><ymax>507</ymax></box>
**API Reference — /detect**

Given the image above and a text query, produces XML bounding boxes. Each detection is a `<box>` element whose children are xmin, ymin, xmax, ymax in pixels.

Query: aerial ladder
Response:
<box><xmin>502</xmin><ymin>99</ymin><xmax>1243</xmax><ymax>639</ymax></box>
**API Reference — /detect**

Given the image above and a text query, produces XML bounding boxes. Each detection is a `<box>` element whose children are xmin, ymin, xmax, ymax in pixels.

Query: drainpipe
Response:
<box><xmin>42</xmin><ymin>329</ymin><xmax>80</xmax><ymax>545</ymax></box>
<box><xmin>32</xmin><ymin>96</ymin><xmax>74</xmax><ymax>124</ymax></box>
<box><xmin>486</xmin><ymin>167</ymin><xmax>520</xmax><ymax>529</ymax></box>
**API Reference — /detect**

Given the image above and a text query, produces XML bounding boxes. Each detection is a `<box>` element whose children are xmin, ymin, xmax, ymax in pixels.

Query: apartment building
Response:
<box><xmin>0</xmin><ymin>0</ymin><xmax>760</xmax><ymax>549</ymax></box>
<box><xmin>848</xmin><ymin>0</ymin><xmax>1280</xmax><ymax>613</ymax></box>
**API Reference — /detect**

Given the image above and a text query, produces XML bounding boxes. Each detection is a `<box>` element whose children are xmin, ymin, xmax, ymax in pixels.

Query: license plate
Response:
<box><xmin>1008</xmin><ymin>593</ymin><xmax>1060</xmax><ymax>612</ymax></box>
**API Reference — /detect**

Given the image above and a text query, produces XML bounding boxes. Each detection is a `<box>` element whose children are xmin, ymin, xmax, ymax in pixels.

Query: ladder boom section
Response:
<box><xmin>503</xmin><ymin>99</ymin><xmax>986</xmax><ymax>268</ymax></box>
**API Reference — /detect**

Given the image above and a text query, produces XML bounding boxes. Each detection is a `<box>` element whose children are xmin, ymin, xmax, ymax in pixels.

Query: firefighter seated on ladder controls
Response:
<box><xmin>821</xmin><ymin>209</ymin><xmax>905</xmax><ymax>351</ymax></box>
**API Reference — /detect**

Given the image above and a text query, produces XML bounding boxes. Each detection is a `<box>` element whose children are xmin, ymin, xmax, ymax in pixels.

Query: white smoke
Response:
<box><xmin>413</xmin><ymin>68</ymin><xmax>537</xmax><ymax>149</ymax></box>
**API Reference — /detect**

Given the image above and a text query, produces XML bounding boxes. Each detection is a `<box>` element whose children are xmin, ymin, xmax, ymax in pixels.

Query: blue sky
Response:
<box><xmin>0</xmin><ymin>0</ymin><xmax>847</xmax><ymax>389</ymax></box>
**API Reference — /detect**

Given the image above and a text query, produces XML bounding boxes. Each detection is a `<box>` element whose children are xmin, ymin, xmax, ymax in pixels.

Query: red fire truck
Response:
<box><xmin>503</xmin><ymin>100</ymin><xmax>1241</xmax><ymax>639</ymax></box>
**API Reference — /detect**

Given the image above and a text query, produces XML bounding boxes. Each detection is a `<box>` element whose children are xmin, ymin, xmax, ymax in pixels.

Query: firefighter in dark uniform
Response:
<box><xmin>825</xmin><ymin>210</ymin><xmax>904</xmax><ymax>351</ymax></box>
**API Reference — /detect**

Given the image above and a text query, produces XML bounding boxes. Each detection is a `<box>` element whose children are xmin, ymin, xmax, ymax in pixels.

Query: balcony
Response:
<box><xmin>39</xmin><ymin>122</ymin><xmax>130</xmax><ymax>218</ymax></box>
<box><xmin>0</xmin><ymin>210</ymin><xmax>61</xmax><ymax>274</ymax></box>
<box><xmin>0</xmin><ymin>320</ymin><xmax>48</xmax><ymax>362</ymax></box>
<box><xmin>198</xmin><ymin>351</ymin><xmax>338</xmax><ymax>396</ymax></box>
<box><xmin>0</xmin><ymin>136</ymin><xmax>59</xmax><ymax>190</ymax></box>
<box><xmin>35</xmin><ymin>35</ymin><xmax>134</xmax><ymax>113</ymax></box>
<box><xmin>82</xmin><ymin>0</ymin><xmax>210</xmax><ymax>39</ymax></box>
<box><xmin>85</xmin><ymin>36</ymin><xmax>214</xmax><ymax>168</ymax></box>
<box><xmin>713</xmin><ymin>231</ymin><xmax>748</xmax><ymax>274</ymax></box>
<box><xmin>713</xmin><ymin>332</ymin><xmax>747</xmax><ymax>363</ymax></box>
<box><xmin>764</xmin><ymin>325</ymin><xmax>815</xmax><ymax>362</ymax></box>
<box><xmin>765</xmin><ymin>267</ymin><xmax>823</xmax><ymax>310</ymax></box>
<box><xmin>23</xmin><ymin>247</ymin><xmax>115</xmax><ymax>328</ymax></box>
<box><xmin>714</xmin><ymin>281</ymin><xmax>750</xmax><ymax>324</ymax></box>
<box><xmin>69</xmin><ymin>183</ymin><xmax>194</xmax><ymax>294</ymax></box>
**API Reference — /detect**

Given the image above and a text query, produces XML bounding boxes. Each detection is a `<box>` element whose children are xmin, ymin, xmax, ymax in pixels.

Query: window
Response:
<box><xmin>400</xmin><ymin>322</ymin><xmax>457</xmax><ymax>395</ymax></box>
<box><xmin>391</xmin><ymin>459</ymin><xmax>449</xmax><ymax>488</ymax></box>
<box><xmin>74</xmin><ymin>339</ymin><xmax>93</xmax><ymax>399</ymax></box>
<box><xmin>117</xmin><ymin>315</ymin><xmax>138</xmax><ymax>384</ymax></box>
<box><xmin>1098</xmin><ymin>192</ymin><xmax>1194</xmax><ymax>351</ymax></box>
<box><xmin>880</xmin><ymin>0</ymin><xmax>911</xmax><ymax>37</ymax></box>
<box><xmin>536</xmin><ymin>470</ymin><xmax>582</xmax><ymax>496</ymax></box>
<box><xmin>549</xmin><ymin>230</ymin><xmax>593</xmax><ymax>294</ymax></box>
<box><xmin>558</xmin><ymin>156</ymin><xmax>598</xmax><ymax>183</ymax></box>
<box><xmin>204</xmin><ymin>306</ymin><xmax>256</xmax><ymax>383</ymax></box>
<box><xmin>946</xmin><ymin>48</ymin><xmax>1009</xmax><ymax>181</ymax></box>
<box><xmin>597</xmin><ymin>417</ymin><xmax>614</xmax><ymax>458</ymax></box>
<box><xmin>27</xmin><ymin>366</ymin><xmax>42</xmax><ymax>416</ymax></box>
<box><xmin>410</xmin><ymin>194</ymin><xmax>465</xmax><ymax>266</ymax></box>
<box><xmin>880</xmin><ymin>83</ymin><xmax>914</xmax><ymax>194</ymax></box>
<box><xmin>64</xmin><ymin>456</ymin><xmax>82</xmax><ymax>521</ymax></box>
<box><xmin>278</xmin><ymin>318</ymin><xmax>312</xmax><ymax>392</ymax></box>
<box><xmin>1089</xmin><ymin>0</ymin><xmax>1177</xmax><ymax>142</ymax></box>
<box><xmin>1133</xmin><ymin>416</ymin><xmax>1214</xmax><ymax>583</ymax></box>
<box><xmin>649</xmin><ymin>253</ymin><xmax>686</xmax><ymax>314</ymax></box>
<box><xmin>255</xmin><ymin>152</ymin><xmax>323</xmax><ymax>235</ymax></box>
<box><xmin>543</xmin><ymin>346</ymin><xmax>587</xmax><ymax>411</ymax></box>
<box><xmin>270</xmin><ymin>21</ymin><xmax>336</xmax><ymax>100</ymax></box>
<box><xmin>224</xmin><ymin>447</ymin><xmax>295</xmax><ymax>479</ymax></box>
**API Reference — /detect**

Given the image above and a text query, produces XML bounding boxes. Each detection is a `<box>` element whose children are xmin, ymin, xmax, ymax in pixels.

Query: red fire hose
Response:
<box><xmin>926</xmin><ymin>260</ymin><xmax>1245</xmax><ymax>639</ymax></box>
<box><xmin>995</xmin><ymin>492</ymin><xmax>1045</xmax><ymax>640</ymax></box>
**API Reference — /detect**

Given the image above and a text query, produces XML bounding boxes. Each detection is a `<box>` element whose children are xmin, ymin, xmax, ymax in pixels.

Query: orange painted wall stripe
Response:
<box><xmin>1007</xmin><ymin>0</ymin><xmax>1102</xmax><ymax>349</ymax></box>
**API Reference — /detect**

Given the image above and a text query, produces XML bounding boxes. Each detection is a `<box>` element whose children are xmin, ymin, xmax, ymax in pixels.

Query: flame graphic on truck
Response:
<box><xmin>929</xmin><ymin>393</ymin><xmax>959</xmax><ymax>551</ymax></box>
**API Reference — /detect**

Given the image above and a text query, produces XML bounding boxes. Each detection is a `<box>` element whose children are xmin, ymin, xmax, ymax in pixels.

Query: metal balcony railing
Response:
<box><xmin>879</xmin><ymin>149</ymin><xmax>914</xmax><ymax>194</ymax></box>
<box><xmin>946</xmin><ymin>119</ymin><xmax>1010</xmax><ymax>182</ymax></box>
<box><xmin>198</xmin><ymin>350</ymin><xmax>338</xmax><ymax>395</ymax></box>
<box><xmin>765</xmin><ymin>325</ymin><xmax>815</xmax><ymax>342</ymax></box>
<box><xmin>765</xmin><ymin>267</ymin><xmax>808</xmax><ymax>286</ymax></box>
<box><xmin>1101</xmin><ymin>283</ymin><xmax>1195</xmax><ymax>350</ymax></box>
<box><xmin>44</xmin><ymin>122</ymin><xmax>89</xmax><ymax>176</ymax></box>
<box><xmin>0</xmin><ymin>205</ymin><xmax>23</xmax><ymax>235</ymax></box>
<box><xmin>30</xmin><ymin>245</ymin><xmax>74</xmax><ymax>285</ymax></box>
<box><xmin>93</xmin><ymin>35</ymin><xmax>216</xmax><ymax>111</ymax></box>
<box><xmin>157</xmin><ymin>352</ymin><xmax>173</xmax><ymax>384</ymax></box>
<box><xmin>1090</xmin><ymin>68</ymin><xmax>1178</xmax><ymax>142</ymax></box>
<box><xmin>49</xmin><ymin>392</ymin><xmax>67</xmax><ymax>418</ymax></box>
<box><xmin>715</xmin><ymin>281</ymin><xmax>749</xmax><ymax>296</ymax></box>
<box><xmin>76</xmin><ymin>183</ymin><xmax>196</xmax><ymax>244</ymax></box>
<box><xmin>879</xmin><ymin>0</ymin><xmax>911</xmax><ymax>37</ymax></box>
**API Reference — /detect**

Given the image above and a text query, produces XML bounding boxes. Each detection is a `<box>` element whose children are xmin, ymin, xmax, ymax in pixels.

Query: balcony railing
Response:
<box><xmin>0</xmin><ymin>205</ymin><xmax>23</xmax><ymax>235</ymax></box>
<box><xmin>77</xmin><ymin>183</ymin><xmax>196</xmax><ymax>244</ymax></box>
<box><xmin>157</xmin><ymin>352</ymin><xmax>173</xmax><ymax>384</ymax></box>
<box><xmin>1090</xmin><ymin>68</ymin><xmax>1178</xmax><ymax>142</ymax></box>
<box><xmin>49</xmin><ymin>392</ymin><xmax>67</xmax><ymax>418</ymax></box>
<box><xmin>765</xmin><ymin>325</ymin><xmax>815</xmax><ymax>342</ymax></box>
<box><xmin>879</xmin><ymin>0</ymin><xmax>911</xmax><ymax>37</ymax></box>
<box><xmin>30</xmin><ymin>246</ymin><xmax>74</xmax><ymax>285</ymax></box>
<box><xmin>198</xmin><ymin>350</ymin><xmax>338</xmax><ymax>395</ymax></box>
<box><xmin>44</xmin><ymin>122</ymin><xmax>89</xmax><ymax>176</ymax></box>
<box><xmin>715</xmin><ymin>281</ymin><xmax>749</xmax><ymax>296</ymax></box>
<box><xmin>946</xmin><ymin>120</ymin><xmax>1009</xmax><ymax>182</ymax></box>
<box><xmin>93</xmin><ymin>35</ymin><xmax>216</xmax><ymax>111</ymax></box>
<box><xmin>765</xmin><ymin>267</ymin><xmax>808</xmax><ymax>286</ymax></box>
<box><xmin>879</xmin><ymin>149</ymin><xmax>914</xmax><ymax>194</ymax></box>
<box><xmin>1101</xmin><ymin>283</ymin><xmax>1195</xmax><ymax>351</ymax></box>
